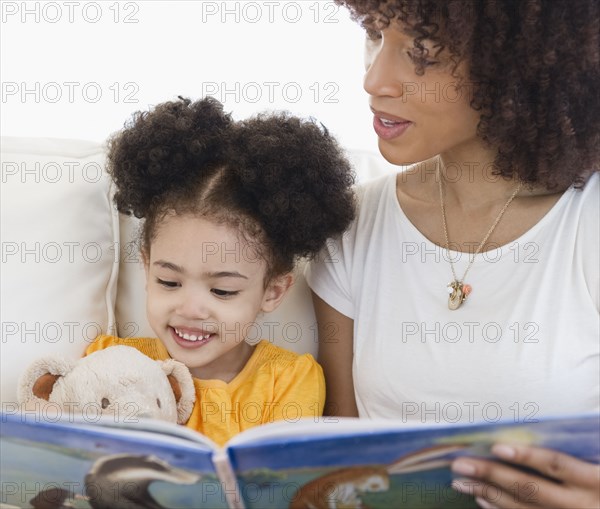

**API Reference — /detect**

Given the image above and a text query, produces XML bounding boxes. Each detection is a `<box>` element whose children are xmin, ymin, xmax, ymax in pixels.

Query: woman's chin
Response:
<box><xmin>377</xmin><ymin>141</ymin><xmax>419</xmax><ymax>167</ymax></box>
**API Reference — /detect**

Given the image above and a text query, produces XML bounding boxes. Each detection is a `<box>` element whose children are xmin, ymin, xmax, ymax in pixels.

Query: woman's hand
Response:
<box><xmin>451</xmin><ymin>444</ymin><xmax>600</xmax><ymax>508</ymax></box>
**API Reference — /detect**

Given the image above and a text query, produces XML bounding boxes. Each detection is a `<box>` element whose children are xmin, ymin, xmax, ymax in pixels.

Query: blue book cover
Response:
<box><xmin>1</xmin><ymin>411</ymin><xmax>598</xmax><ymax>508</ymax></box>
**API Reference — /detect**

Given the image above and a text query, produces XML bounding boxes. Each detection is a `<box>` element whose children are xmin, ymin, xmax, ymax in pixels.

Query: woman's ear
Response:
<box><xmin>261</xmin><ymin>273</ymin><xmax>294</xmax><ymax>313</ymax></box>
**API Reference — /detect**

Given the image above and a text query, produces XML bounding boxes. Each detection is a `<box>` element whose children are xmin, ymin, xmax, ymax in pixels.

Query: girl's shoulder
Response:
<box><xmin>251</xmin><ymin>340</ymin><xmax>311</xmax><ymax>363</ymax></box>
<box><xmin>248</xmin><ymin>340</ymin><xmax>320</xmax><ymax>374</ymax></box>
<box><xmin>86</xmin><ymin>335</ymin><xmax>169</xmax><ymax>361</ymax></box>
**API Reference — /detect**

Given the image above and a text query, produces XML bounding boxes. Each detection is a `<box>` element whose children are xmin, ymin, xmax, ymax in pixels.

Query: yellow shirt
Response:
<box><xmin>86</xmin><ymin>335</ymin><xmax>325</xmax><ymax>446</ymax></box>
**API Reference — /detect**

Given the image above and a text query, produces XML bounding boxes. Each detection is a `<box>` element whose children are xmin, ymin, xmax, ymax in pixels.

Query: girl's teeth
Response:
<box><xmin>381</xmin><ymin>119</ymin><xmax>397</xmax><ymax>127</ymax></box>
<box><xmin>175</xmin><ymin>328</ymin><xmax>210</xmax><ymax>341</ymax></box>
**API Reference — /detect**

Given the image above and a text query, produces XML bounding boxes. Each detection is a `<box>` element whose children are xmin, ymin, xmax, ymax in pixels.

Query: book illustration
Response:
<box><xmin>287</xmin><ymin>445</ymin><xmax>470</xmax><ymax>509</ymax></box>
<box><xmin>288</xmin><ymin>466</ymin><xmax>389</xmax><ymax>509</ymax></box>
<box><xmin>83</xmin><ymin>453</ymin><xmax>201</xmax><ymax>509</ymax></box>
<box><xmin>387</xmin><ymin>443</ymin><xmax>470</xmax><ymax>474</ymax></box>
<box><xmin>4</xmin><ymin>448</ymin><xmax>206</xmax><ymax>509</ymax></box>
<box><xmin>29</xmin><ymin>487</ymin><xmax>83</xmax><ymax>509</ymax></box>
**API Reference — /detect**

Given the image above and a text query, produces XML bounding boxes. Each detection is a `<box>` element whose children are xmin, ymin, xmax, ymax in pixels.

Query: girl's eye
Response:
<box><xmin>211</xmin><ymin>289</ymin><xmax>239</xmax><ymax>297</ymax></box>
<box><xmin>156</xmin><ymin>278</ymin><xmax>179</xmax><ymax>288</ymax></box>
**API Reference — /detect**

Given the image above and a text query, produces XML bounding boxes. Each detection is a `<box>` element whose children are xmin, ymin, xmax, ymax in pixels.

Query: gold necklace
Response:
<box><xmin>438</xmin><ymin>168</ymin><xmax>522</xmax><ymax>310</ymax></box>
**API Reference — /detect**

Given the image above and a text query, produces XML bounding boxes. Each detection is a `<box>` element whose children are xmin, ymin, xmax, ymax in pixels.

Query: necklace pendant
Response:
<box><xmin>447</xmin><ymin>281</ymin><xmax>468</xmax><ymax>310</ymax></box>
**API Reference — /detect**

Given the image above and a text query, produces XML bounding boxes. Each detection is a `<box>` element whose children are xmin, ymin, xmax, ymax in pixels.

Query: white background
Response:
<box><xmin>1</xmin><ymin>0</ymin><xmax>379</xmax><ymax>153</ymax></box>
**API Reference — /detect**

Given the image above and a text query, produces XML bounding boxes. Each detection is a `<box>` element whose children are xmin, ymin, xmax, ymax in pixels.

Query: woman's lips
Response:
<box><xmin>372</xmin><ymin>114</ymin><xmax>413</xmax><ymax>140</ymax></box>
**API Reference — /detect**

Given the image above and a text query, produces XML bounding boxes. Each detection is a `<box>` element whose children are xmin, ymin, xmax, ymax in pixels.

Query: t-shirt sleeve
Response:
<box><xmin>577</xmin><ymin>173</ymin><xmax>600</xmax><ymax>311</ymax></box>
<box><xmin>270</xmin><ymin>354</ymin><xmax>325</xmax><ymax>422</ymax></box>
<box><xmin>304</xmin><ymin>181</ymin><xmax>374</xmax><ymax>320</ymax></box>
<box><xmin>84</xmin><ymin>335</ymin><xmax>169</xmax><ymax>361</ymax></box>
<box><xmin>304</xmin><ymin>228</ymin><xmax>356</xmax><ymax>319</ymax></box>
<box><xmin>85</xmin><ymin>334</ymin><xmax>125</xmax><ymax>355</ymax></box>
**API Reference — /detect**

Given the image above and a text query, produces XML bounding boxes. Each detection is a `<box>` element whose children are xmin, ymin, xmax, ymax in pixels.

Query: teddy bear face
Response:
<box><xmin>19</xmin><ymin>345</ymin><xmax>195</xmax><ymax>425</ymax></box>
<box><xmin>49</xmin><ymin>348</ymin><xmax>180</xmax><ymax>423</ymax></box>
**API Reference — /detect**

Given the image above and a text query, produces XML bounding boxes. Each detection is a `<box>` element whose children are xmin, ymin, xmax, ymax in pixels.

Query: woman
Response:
<box><xmin>305</xmin><ymin>1</ymin><xmax>599</xmax><ymax>507</ymax></box>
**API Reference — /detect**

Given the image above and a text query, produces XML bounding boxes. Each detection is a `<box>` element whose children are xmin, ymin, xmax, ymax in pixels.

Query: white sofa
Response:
<box><xmin>0</xmin><ymin>137</ymin><xmax>396</xmax><ymax>405</ymax></box>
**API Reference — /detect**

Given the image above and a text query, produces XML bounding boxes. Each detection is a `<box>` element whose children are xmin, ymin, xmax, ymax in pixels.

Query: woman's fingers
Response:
<box><xmin>490</xmin><ymin>444</ymin><xmax>600</xmax><ymax>486</ymax></box>
<box><xmin>451</xmin><ymin>446</ymin><xmax>600</xmax><ymax>509</ymax></box>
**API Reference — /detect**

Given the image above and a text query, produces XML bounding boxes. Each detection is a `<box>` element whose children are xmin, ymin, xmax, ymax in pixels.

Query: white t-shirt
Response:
<box><xmin>305</xmin><ymin>172</ymin><xmax>599</xmax><ymax>424</ymax></box>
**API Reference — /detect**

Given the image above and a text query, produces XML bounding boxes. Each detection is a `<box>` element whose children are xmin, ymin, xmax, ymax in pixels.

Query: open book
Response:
<box><xmin>1</xmin><ymin>411</ymin><xmax>598</xmax><ymax>509</ymax></box>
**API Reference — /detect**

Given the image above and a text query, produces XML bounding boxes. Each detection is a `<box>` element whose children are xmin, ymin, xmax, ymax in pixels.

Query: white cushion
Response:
<box><xmin>0</xmin><ymin>137</ymin><xmax>119</xmax><ymax>404</ymax></box>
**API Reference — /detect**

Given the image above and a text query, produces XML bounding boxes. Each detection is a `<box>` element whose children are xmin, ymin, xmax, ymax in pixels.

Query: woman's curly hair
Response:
<box><xmin>107</xmin><ymin>97</ymin><xmax>356</xmax><ymax>278</ymax></box>
<box><xmin>336</xmin><ymin>0</ymin><xmax>600</xmax><ymax>190</ymax></box>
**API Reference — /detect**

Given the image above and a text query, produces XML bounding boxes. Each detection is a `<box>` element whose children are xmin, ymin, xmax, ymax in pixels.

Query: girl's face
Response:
<box><xmin>144</xmin><ymin>213</ymin><xmax>288</xmax><ymax>381</ymax></box>
<box><xmin>364</xmin><ymin>24</ymin><xmax>482</xmax><ymax>165</ymax></box>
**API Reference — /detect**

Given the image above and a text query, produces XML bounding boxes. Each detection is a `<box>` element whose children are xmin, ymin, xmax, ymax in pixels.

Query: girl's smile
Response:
<box><xmin>170</xmin><ymin>326</ymin><xmax>214</xmax><ymax>347</ymax></box>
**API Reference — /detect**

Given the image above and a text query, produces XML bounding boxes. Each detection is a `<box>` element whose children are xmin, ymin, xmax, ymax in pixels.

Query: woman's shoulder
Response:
<box><xmin>576</xmin><ymin>172</ymin><xmax>599</xmax><ymax>207</ymax></box>
<box><xmin>559</xmin><ymin>172</ymin><xmax>599</xmax><ymax>230</ymax></box>
<box><xmin>355</xmin><ymin>172</ymin><xmax>396</xmax><ymax>204</ymax></box>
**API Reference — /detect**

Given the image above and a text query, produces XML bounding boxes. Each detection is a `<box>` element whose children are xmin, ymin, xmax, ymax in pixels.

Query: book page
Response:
<box><xmin>225</xmin><ymin>414</ymin><xmax>599</xmax><ymax>509</ymax></box>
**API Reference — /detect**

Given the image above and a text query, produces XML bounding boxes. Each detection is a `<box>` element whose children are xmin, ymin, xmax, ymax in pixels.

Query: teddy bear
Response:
<box><xmin>18</xmin><ymin>345</ymin><xmax>195</xmax><ymax>425</ymax></box>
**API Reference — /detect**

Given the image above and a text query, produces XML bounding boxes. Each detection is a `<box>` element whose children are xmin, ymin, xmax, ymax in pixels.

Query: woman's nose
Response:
<box><xmin>363</xmin><ymin>37</ymin><xmax>405</xmax><ymax>99</ymax></box>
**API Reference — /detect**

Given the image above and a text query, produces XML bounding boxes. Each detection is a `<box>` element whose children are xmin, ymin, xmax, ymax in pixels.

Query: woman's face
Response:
<box><xmin>364</xmin><ymin>24</ymin><xmax>482</xmax><ymax>165</ymax></box>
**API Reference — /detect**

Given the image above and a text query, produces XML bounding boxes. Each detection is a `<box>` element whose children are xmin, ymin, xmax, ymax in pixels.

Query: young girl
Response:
<box><xmin>307</xmin><ymin>0</ymin><xmax>599</xmax><ymax>507</ymax></box>
<box><xmin>86</xmin><ymin>97</ymin><xmax>355</xmax><ymax>446</ymax></box>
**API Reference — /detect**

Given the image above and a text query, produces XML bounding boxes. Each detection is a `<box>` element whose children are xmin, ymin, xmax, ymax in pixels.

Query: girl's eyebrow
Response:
<box><xmin>154</xmin><ymin>260</ymin><xmax>184</xmax><ymax>273</ymax></box>
<box><xmin>204</xmin><ymin>271</ymin><xmax>248</xmax><ymax>280</ymax></box>
<box><xmin>153</xmin><ymin>261</ymin><xmax>248</xmax><ymax>280</ymax></box>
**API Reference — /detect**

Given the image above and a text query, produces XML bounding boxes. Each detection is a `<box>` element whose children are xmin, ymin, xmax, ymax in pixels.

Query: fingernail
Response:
<box><xmin>451</xmin><ymin>458</ymin><xmax>477</xmax><ymax>476</ymax></box>
<box><xmin>476</xmin><ymin>496</ymin><xmax>499</xmax><ymax>509</ymax></box>
<box><xmin>451</xmin><ymin>478</ymin><xmax>478</xmax><ymax>494</ymax></box>
<box><xmin>492</xmin><ymin>443</ymin><xmax>516</xmax><ymax>459</ymax></box>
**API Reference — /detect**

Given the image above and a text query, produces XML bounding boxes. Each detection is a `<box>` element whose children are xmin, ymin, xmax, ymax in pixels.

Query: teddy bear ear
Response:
<box><xmin>159</xmin><ymin>360</ymin><xmax>196</xmax><ymax>424</ymax></box>
<box><xmin>18</xmin><ymin>357</ymin><xmax>75</xmax><ymax>406</ymax></box>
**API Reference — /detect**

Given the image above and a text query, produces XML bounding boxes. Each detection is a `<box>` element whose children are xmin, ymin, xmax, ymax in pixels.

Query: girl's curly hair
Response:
<box><xmin>107</xmin><ymin>97</ymin><xmax>356</xmax><ymax>277</ymax></box>
<box><xmin>336</xmin><ymin>0</ymin><xmax>600</xmax><ymax>190</ymax></box>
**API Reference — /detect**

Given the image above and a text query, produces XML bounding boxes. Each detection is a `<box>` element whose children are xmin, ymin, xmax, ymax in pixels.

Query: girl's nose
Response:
<box><xmin>175</xmin><ymin>291</ymin><xmax>211</xmax><ymax>320</ymax></box>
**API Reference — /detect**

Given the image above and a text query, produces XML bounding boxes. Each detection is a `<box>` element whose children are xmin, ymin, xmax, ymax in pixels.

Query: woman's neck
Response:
<box><xmin>436</xmin><ymin>142</ymin><xmax>523</xmax><ymax>209</ymax></box>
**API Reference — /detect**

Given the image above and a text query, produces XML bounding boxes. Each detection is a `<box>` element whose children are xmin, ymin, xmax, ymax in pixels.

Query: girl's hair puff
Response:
<box><xmin>106</xmin><ymin>97</ymin><xmax>356</xmax><ymax>278</ymax></box>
